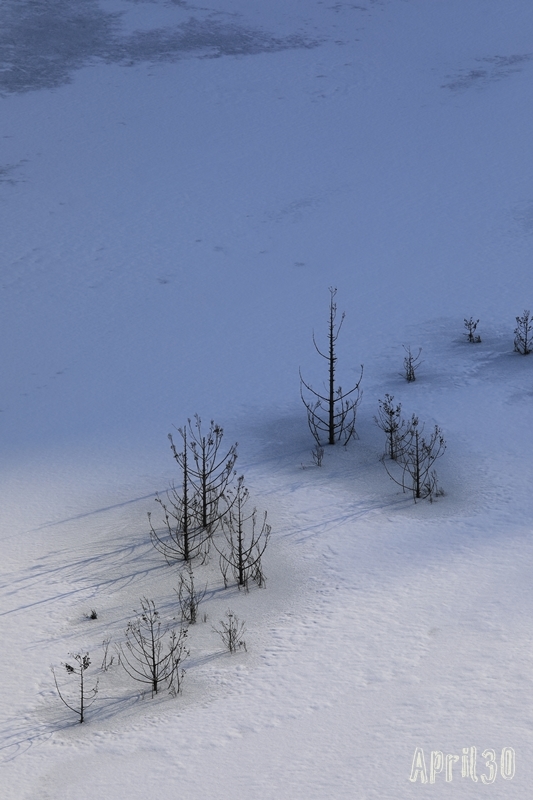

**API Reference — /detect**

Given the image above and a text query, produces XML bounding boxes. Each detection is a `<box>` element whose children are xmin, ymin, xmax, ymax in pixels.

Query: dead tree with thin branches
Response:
<box><xmin>149</xmin><ymin>428</ymin><xmax>206</xmax><ymax>563</ymax></box>
<box><xmin>118</xmin><ymin>598</ymin><xmax>189</xmax><ymax>697</ymax></box>
<box><xmin>381</xmin><ymin>414</ymin><xmax>446</xmax><ymax>502</ymax></box>
<box><xmin>300</xmin><ymin>287</ymin><xmax>363</xmax><ymax>446</ymax></box>
<box><xmin>52</xmin><ymin>652</ymin><xmax>99</xmax><ymax>724</ymax></box>
<box><xmin>172</xmin><ymin>416</ymin><xmax>237</xmax><ymax>536</ymax></box>
<box><xmin>217</xmin><ymin>477</ymin><xmax>270</xmax><ymax>590</ymax></box>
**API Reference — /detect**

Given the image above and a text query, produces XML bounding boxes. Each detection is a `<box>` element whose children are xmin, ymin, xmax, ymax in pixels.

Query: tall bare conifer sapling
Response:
<box><xmin>217</xmin><ymin>476</ymin><xmax>270</xmax><ymax>589</ymax></box>
<box><xmin>149</xmin><ymin>418</ymin><xmax>238</xmax><ymax>564</ymax></box>
<box><xmin>149</xmin><ymin>428</ymin><xmax>205</xmax><ymax>563</ymax></box>
<box><xmin>300</xmin><ymin>287</ymin><xmax>363</xmax><ymax>445</ymax></box>
<box><xmin>172</xmin><ymin>416</ymin><xmax>237</xmax><ymax>534</ymax></box>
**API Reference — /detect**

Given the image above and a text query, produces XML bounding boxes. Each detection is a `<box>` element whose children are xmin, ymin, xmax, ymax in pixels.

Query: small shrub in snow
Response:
<box><xmin>514</xmin><ymin>309</ymin><xmax>533</xmax><ymax>354</ymax></box>
<box><xmin>402</xmin><ymin>345</ymin><xmax>422</xmax><ymax>382</ymax></box>
<box><xmin>300</xmin><ymin>286</ymin><xmax>363</xmax><ymax>446</ymax></box>
<box><xmin>52</xmin><ymin>652</ymin><xmax>99</xmax><ymax>724</ymax></box>
<box><xmin>175</xmin><ymin>562</ymin><xmax>207</xmax><ymax>625</ymax></box>
<box><xmin>464</xmin><ymin>316</ymin><xmax>481</xmax><ymax>343</ymax></box>
<box><xmin>213</xmin><ymin>611</ymin><xmax>247</xmax><ymax>653</ymax></box>
<box><xmin>311</xmin><ymin>443</ymin><xmax>325</xmax><ymax>466</ymax></box>
<box><xmin>374</xmin><ymin>394</ymin><xmax>407</xmax><ymax>460</ymax></box>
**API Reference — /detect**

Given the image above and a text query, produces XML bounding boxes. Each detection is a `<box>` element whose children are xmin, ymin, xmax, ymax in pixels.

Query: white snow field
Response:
<box><xmin>1</xmin><ymin>0</ymin><xmax>533</xmax><ymax>796</ymax></box>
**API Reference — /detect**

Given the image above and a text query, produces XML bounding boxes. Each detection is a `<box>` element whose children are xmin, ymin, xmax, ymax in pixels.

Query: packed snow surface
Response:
<box><xmin>1</xmin><ymin>0</ymin><xmax>533</xmax><ymax>797</ymax></box>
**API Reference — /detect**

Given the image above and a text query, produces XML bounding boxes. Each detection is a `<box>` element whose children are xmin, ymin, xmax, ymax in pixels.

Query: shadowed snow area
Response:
<box><xmin>0</xmin><ymin>0</ymin><xmax>317</xmax><ymax>95</ymax></box>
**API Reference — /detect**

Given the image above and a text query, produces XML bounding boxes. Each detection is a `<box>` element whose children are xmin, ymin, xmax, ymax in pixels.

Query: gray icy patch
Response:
<box><xmin>511</xmin><ymin>200</ymin><xmax>533</xmax><ymax>236</ymax></box>
<box><xmin>0</xmin><ymin>161</ymin><xmax>27</xmax><ymax>185</ymax></box>
<box><xmin>442</xmin><ymin>54</ymin><xmax>532</xmax><ymax>92</ymax></box>
<box><xmin>0</xmin><ymin>0</ymin><xmax>319</xmax><ymax>95</ymax></box>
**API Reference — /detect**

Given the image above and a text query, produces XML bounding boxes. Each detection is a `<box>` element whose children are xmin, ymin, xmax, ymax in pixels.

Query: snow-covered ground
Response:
<box><xmin>1</xmin><ymin>0</ymin><xmax>533</xmax><ymax>796</ymax></box>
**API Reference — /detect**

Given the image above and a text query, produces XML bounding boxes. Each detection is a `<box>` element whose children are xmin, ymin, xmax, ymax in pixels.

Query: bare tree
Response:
<box><xmin>402</xmin><ymin>346</ymin><xmax>422</xmax><ymax>382</ymax></box>
<box><xmin>175</xmin><ymin>562</ymin><xmax>207</xmax><ymax>625</ymax></box>
<box><xmin>381</xmin><ymin>414</ymin><xmax>446</xmax><ymax>502</ymax></box>
<box><xmin>464</xmin><ymin>317</ymin><xmax>481</xmax><ymax>343</ymax></box>
<box><xmin>52</xmin><ymin>652</ymin><xmax>99</xmax><ymax>723</ymax></box>
<box><xmin>514</xmin><ymin>310</ymin><xmax>533</xmax><ymax>354</ymax></box>
<box><xmin>217</xmin><ymin>477</ymin><xmax>270</xmax><ymax>590</ymax></box>
<box><xmin>171</xmin><ymin>416</ymin><xmax>237</xmax><ymax>534</ymax></box>
<box><xmin>149</xmin><ymin>428</ymin><xmax>206</xmax><ymax>563</ymax></box>
<box><xmin>118</xmin><ymin>598</ymin><xmax>189</xmax><ymax>697</ymax></box>
<box><xmin>300</xmin><ymin>287</ymin><xmax>363</xmax><ymax>445</ymax></box>
<box><xmin>213</xmin><ymin>611</ymin><xmax>247</xmax><ymax>653</ymax></box>
<box><xmin>374</xmin><ymin>394</ymin><xmax>406</xmax><ymax>460</ymax></box>
<box><xmin>150</xmin><ymin>419</ymin><xmax>238</xmax><ymax>564</ymax></box>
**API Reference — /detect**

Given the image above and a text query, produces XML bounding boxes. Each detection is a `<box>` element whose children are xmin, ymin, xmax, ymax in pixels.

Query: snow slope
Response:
<box><xmin>1</xmin><ymin>0</ymin><xmax>533</xmax><ymax>797</ymax></box>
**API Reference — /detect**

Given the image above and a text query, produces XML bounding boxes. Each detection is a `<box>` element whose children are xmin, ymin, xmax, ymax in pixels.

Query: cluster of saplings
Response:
<box><xmin>53</xmin><ymin>417</ymin><xmax>269</xmax><ymax>724</ymax></box>
<box><xmin>52</xmin><ymin>299</ymin><xmax>533</xmax><ymax>722</ymax></box>
<box><xmin>299</xmin><ymin>292</ymin><xmax>533</xmax><ymax>501</ymax></box>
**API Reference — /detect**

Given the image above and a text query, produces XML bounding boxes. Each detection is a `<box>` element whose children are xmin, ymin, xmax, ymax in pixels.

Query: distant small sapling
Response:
<box><xmin>514</xmin><ymin>310</ymin><xmax>533</xmax><ymax>354</ymax></box>
<box><xmin>402</xmin><ymin>346</ymin><xmax>422</xmax><ymax>382</ymax></box>
<box><xmin>464</xmin><ymin>317</ymin><xmax>481</xmax><ymax>343</ymax></box>
<box><xmin>300</xmin><ymin>287</ymin><xmax>363</xmax><ymax>446</ymax></box>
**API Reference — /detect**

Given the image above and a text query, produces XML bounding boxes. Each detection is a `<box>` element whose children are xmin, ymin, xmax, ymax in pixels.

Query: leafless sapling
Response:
<box><xmin>514</xmin><ymin>310</ymin><xmax>533</xmax><ymax>354</ymax></box>
<box><xmin>300</xmin><ymin>287</ymin><xmax>363</xmax><ymax>446</ymax></box>
<box><xmin>213</xmin><ymin>610</ymin><xmax>247</xmax><ymax>653</ymax></box>
<box><xmin>374</xmin><ymin>394</ymin><xmax>406</xmax><ymax>460</ymax></box>
<box><xmin>52</xmin><ymin>652</ymin><xmax>99</xmax><ymax>724</ymax></box>
<box><xmin>117</xmin><ymin>598</ymin><xmax>189</xmax><ymax>697</ymax></box>
<box><xmin>464</xmin><ymin>317</ymin><xmax>481</xmax><ymax>343</ymax></box>
<box><xmin>402</xmin><ymin>346</ymin><xmax>422</xmax><ymax>382</ymax></box>
<box><xmin>100</xmin><ymin>637</ymin><xmax>115</xmax><ymax>671</ymax></box>
<box><xmin>171</xmin><ymin>416</ymin><xmax>237</xmax><ymax>536</ymax></box>
<box><xmin>381</xmin><ymin>414</ymin><xmax>446</xmax><ymax>502</ymax></box>
<box><xmin>311</xmin><ymin>443</ymin><xmax>325</xmax><ymax>466</ymax></box>
<box><xmin>175</xmin><ymin>562</ymin><xmax>207</xmax><ymax>625</ymax></box>
<box><xmin>149</xmin><ymin>428</ymin><xmax>206</xmax><ymax>564</ymax></box>
<box><xmin>217</xmin><ymin>476</ymin><xmax>270</xmax><ymax>590</ymax></box>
